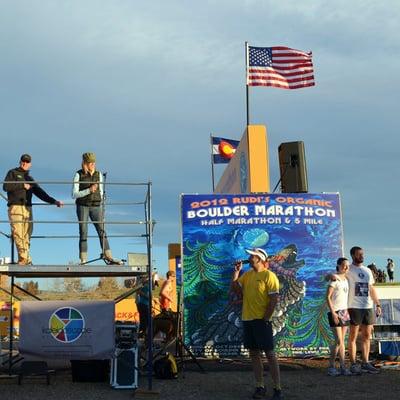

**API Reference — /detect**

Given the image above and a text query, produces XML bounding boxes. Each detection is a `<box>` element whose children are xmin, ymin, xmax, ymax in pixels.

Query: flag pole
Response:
<box><xmin>245</xmin><ymin>41</ymin><xmax>250</xmax><ymax>126</ymax></box>
<box><xmin>210</xmin><ymin>134</ymin><xmax>215</xmax><ymax>192</ymax></box>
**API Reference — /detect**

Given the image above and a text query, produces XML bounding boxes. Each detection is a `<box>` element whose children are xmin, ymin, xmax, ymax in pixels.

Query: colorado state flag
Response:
<box><xmin>212</xmin><ymin>136</ymin><xmax>240</xmax><ymax>164</ymax></box>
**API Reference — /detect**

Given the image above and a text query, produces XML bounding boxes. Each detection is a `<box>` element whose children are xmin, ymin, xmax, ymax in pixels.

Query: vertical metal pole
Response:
<box><xmin>11</xmin><ymin>237</ymin><xmax>15</xmax><ymax>264</ymax></box>
<box><xmin>100</xmin><ymin>172</ymin><xmax>107</xmax><ymax>258</ymax></box>
<box><xmin>146</xmin><ymin>182</ymin><xmax>153</xmax><ymax>390</ymax></box>
<box><xmin>8</xmin><ymin>276</ymin><xmax>14</xmax><ymax>375</ymax></box>
<box><xmin>245</xmin><ymin>41</ymin><xmax>250</xmax><ymax>126</ymax></box>
<box><xmin>210</xmin><ymin>134</ymin><xmax>215</xmax><ymax>192</ymax></box>
<box><xmin>178</xmin><ymin>198</ymin><xmax>185</xmax><ymax>365</ymax></box>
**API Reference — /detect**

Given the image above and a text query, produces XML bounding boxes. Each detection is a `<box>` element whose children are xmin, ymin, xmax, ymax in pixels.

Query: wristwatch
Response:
<box><xmin>376</xmin><ymin>304</ymin><xmax>381</xmax><ymax>308</ymax></box>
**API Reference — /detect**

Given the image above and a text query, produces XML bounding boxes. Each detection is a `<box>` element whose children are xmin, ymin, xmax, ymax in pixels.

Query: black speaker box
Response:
<box><xmin>110</xmin><ymin>348</ymin><xmax>138</xmax><ymax>389</ymax></box>
<box><xmin>278</xmin><ymin>141</ymin><xmax>308</xmax><ymax>193</ymax></box>
<box><xmin>71</xmin><ymin>359</ymin><xmax>110</xmax><ymax>382</ymax></box>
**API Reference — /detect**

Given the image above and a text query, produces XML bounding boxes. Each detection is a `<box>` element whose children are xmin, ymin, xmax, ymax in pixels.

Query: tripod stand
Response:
<box><xmin>151</xmin><ymin>284</ymin><xmax>204</xmax><ymax>374</ymax></box>
<box><xmin>174</xmin><ymin>292</ymin><xmax>205</xmax><ymax>374</ymax></box>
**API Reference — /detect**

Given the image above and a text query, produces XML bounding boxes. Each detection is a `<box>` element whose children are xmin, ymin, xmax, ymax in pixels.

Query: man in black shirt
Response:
<box><xmin>3</xmin><ymin>154</ymin><xmax>63</xmax><ymax>265</ymax></box>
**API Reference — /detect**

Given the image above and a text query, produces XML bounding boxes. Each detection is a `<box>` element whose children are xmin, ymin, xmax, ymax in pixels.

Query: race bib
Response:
<box><xmin>355</xmin><ymin>282</ymin><xmax>369</xmax><ymax>297</ymax></box>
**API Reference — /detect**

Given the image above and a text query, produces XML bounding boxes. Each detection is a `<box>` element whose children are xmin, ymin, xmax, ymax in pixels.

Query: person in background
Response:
<box><xmin>326</xmin><ymin>257</ymin><xmax>351</xmax><ymax>376</ymax></box>
<box><xmin>367</xmin><ymin>263</ymin><xmax>379</xmax><ymax>282</ymax></box>
<box><xmin>72</xmin><ymin>152</ymin><xmax>122</xmax><ymax>265</ymax></box>
<box><xmin>3</xmin><ymin>154</ymin><xmax>63</xmax><ymax>265</ymax></box>
<box><xmin>159</xmin><ymin>270</ymin><xmax>175</xmax><ymax>312</ymax></box>
<box><xmin>377</xmin><ymin>269</ymin><xmax>386</xmax><ymax>283</ymax></box>
<box><xmin>136</xmin><ymin>277</ymin><xmax>151</xmax><ymax>338</ymax></box>
<box><xmin>231</xmin><ymin>248</ymin><xmax>282</xmax><ymax>400</ymax></box>
<box><xmin>152</xmin><ymin>267</ymin><xmax>160</xmax><ymax>287</ymax></box>
<box><xmin>387</xmin><ymin>258</ymin><xmax>395</xmax><ymax>283</ymax></box>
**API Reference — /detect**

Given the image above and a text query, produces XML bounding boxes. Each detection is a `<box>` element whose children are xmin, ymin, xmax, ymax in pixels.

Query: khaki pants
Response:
<box><xmin>8</xmin><ymin>205</ymin><xmax>33</xmax><ymax>263</ymax></box>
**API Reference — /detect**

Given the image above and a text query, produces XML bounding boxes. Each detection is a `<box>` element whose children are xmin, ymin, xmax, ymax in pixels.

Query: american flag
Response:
<box><xmin>247</xmin><ymin>46</ymin><xmax>315</xmax><ymax>89</ymax></box>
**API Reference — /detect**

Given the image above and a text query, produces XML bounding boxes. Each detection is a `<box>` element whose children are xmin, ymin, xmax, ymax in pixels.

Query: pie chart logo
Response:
<box><xmin>49</xmin><ymin>307</ymin><xmax>85</xmax><ymax>343</ymax></box>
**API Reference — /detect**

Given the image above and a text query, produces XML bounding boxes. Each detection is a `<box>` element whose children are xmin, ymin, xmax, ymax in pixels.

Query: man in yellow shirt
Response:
<box><xmin>232</xmin><ymin>248</ymin><xmax>282</xmax><ymax>400</ymax></box>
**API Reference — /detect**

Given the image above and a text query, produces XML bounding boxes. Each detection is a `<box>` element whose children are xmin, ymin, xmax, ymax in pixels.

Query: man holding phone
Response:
<box><xmin>231</xmin><ymin>248</ymin><xmax>282</xmax><ymax>399</ymax></box>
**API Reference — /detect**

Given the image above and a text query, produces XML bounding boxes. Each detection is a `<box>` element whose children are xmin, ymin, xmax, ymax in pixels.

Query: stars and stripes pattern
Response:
<box><xmin>247</xmin><ymin>46</ymin><xmax>315</xmax><ymax>89</ymax></box>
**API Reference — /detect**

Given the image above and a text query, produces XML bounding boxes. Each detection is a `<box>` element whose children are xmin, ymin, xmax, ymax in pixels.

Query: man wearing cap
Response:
<box><xmin>72</xmin><ymin>152</ymin><xmax>122</xmax><ymax>265</ymax></box>
<box><xmin>3</xmin><ymin>154</ymin><xmax>64</xmax><ymax>265</ymax></box>
<box><xmin>232</xmin><ymin>248</ymin><xmax>282</xmax><ymax>400</ymax></box>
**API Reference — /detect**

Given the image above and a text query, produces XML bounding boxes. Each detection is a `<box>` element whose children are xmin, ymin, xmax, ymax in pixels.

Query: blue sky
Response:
<box><xmin>0</xmin><ymin>1</ymin><xmax>399</xmax><ymax>280</ymax></box>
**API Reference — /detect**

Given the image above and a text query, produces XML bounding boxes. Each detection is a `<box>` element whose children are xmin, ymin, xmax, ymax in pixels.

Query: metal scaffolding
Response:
<box><xmin>0</xmin><ymin>179</ymin><xmax>155</xmax><ymax>390</ymax></box>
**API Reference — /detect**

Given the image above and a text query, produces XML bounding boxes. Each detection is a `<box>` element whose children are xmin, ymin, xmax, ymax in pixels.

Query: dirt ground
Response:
<box><xmin>0</xmin><ymin>358</ymin><xmax>399</xmax><ymax>400</ymax></box>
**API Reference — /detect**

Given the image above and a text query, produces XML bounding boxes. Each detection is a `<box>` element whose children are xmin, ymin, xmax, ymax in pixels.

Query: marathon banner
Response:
<box><xmin>181</xmin><ymin>193</ymin><xmax>343</xmax><ymax>356</ymax></box>
<box><xmin>19</xmin><ymin>301</ymin><xmax>115</xmax><ymax>359</ymax></box>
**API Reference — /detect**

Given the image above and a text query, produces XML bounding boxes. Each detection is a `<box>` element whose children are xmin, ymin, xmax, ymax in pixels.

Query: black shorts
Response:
<box><xmin>243</xmin><ymin>319</ymin><xmax>274</xmax><ymax>352</ymax></box>
<box><xmin>348</xmin><ymin>308</ymin><xmax>375</xmax><ymax>326</ymax></box>
<box><xmin>327</xmin><ymin>310</ymin><xmax>350</xmax><ymax>327</ymax></box>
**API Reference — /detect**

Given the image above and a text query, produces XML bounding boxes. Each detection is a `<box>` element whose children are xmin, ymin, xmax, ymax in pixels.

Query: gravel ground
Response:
<box><xmin>1</xmin><ymin>358</ymin><xmax>399</xmax><ymax>400</ymax></box>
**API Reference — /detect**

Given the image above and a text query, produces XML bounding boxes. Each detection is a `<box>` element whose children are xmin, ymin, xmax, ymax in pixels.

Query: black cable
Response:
<box><xmin>272</xmin><ymin>163</ymin><xmax>289</xmax><ymax>193</ymax></box>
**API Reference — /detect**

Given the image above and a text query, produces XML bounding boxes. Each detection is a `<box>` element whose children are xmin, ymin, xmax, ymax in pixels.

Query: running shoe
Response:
<box><xmin>270</xmin><ymin>388</ymin><xmax>283</xmax><ymax>400</ymax></box>
<box><xmin>327</xmin><ymin>367</ymin><xmax>340</xmax><ymax>376</ymax></box>
<box><xmin>252</xmin><ymin>386</ymin><xmax>266</xmax><ymax>399</ymax></box>
<box><xmin>17</xmin><ymin>260</ymin><xmax>33</xmax><ymax>266</ymax></box>
<box><xmin>361</xmin><ymin>362</ymin><xmax>379</xmax><ymax>374</ymax></box>
<box><xmin>350</xmin><ymin>363</ymin><xmax>362</xmax><ymax>375</ymax></box>
<box><xmin>104</xmin><ymin>256</ymin><xmax>124</xmax><ymax>265</ymax></box>
<box><xmin>340</xmin><ymin>367</ymin><xmax>352</xmax><ymax>376</ymax></box>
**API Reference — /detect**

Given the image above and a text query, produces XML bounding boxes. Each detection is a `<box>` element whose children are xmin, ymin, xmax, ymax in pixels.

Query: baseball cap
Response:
<box><xmin>245</xmin><ymin>248</ymin><xmax>268</xmax><ymax>262</ymax></box>
<box><xmin>20</xmin><ymin>154</ymin><xmax>32</xmax><ymax>163</ymax></box>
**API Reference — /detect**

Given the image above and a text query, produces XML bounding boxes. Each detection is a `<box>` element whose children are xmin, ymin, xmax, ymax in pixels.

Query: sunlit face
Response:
<box><xmin>249</xmin><ymin>254</ymin><xmax>262</xmax><ymax>269</ymax></box>
<box><xmin>20</xmin><ymin>161</ymin><xmax>31</xmax><ymax>171</ymax></box>
<box><xmin>84</xmin><ymin>161</ymin><xmax>96</xmax><ymax>173</ymax></box>
<box><xmin>352</xmin><ymin>249</ymin><xmax>364</xmax><ymax>265</ymax></box>
<box><xmin>338</xmin><ymin>259</ymin><xmax>350</xmax><ymax>274</ymax></box>
<box><xmin>167</xmin><ymin>273</ymin><xmax>175</xmax><ymax>281</ymax></box>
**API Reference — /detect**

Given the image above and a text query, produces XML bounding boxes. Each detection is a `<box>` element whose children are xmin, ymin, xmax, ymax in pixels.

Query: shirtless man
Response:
<box><xmin>159</xmin><ymin>270</ymin><xmax>175</xmax><ymax>311</ymax></box>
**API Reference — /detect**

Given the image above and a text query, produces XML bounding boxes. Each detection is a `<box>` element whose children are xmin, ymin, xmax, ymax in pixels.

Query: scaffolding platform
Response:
<box><xmin>0</xmin><ymin>179</ymin><xmax>156</xmax><ymax>389</ymax></box>
<box><xmin>0</xmin><ymin>265</ymin><xmax>147</xmax><ymax>278</ymax></box>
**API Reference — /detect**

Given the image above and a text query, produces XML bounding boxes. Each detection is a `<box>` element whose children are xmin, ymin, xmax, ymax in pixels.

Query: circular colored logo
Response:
<box><xmin>49</xmin><ymin>307</ymin><xmax>85</xmax><ymax>343</ymax></box>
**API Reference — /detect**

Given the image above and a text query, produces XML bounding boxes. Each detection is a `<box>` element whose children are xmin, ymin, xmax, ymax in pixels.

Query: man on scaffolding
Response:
<box><xmin>3</xmin><ymin>154</ymin><xmax>64</xmax><ymax>265</ymax></box>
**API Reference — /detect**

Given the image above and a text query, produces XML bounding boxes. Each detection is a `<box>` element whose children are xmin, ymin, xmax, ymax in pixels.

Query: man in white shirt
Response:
<box><xmin>347</xmin><ymin>246</ymin><xmax>382</xmax><ymax>374</ymax></box>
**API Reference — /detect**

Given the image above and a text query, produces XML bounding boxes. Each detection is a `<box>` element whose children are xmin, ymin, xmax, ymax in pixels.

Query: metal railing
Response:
<box><xmin>0</xmin><ymin>179</ymin><xmax>154</xmax><ymax>262</ymax></box>
<box><xmin>0</xmin><ymin>178</ymin><xmax>155</xmax><ymax>389</ymax></box>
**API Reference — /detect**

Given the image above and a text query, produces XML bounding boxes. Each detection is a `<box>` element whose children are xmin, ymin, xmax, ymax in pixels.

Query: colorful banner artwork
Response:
<box><xmin>181</xmin><ymin>193</ymin><xmax>343</xmax><ymax>356</ymax></box>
